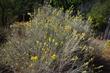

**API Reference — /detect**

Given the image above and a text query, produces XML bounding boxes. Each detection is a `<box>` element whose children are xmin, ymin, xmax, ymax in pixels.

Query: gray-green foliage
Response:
<box><xmin>0</xmin><ymin>6</ymin><xmax>98</xmax><ymax>73</ymax></box>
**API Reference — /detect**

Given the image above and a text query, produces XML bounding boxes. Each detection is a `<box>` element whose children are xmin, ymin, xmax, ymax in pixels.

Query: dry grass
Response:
<box><xmin>101</xmin><ymin>40</ymin><xmax>110</xmax><ymax>60</ymax></box>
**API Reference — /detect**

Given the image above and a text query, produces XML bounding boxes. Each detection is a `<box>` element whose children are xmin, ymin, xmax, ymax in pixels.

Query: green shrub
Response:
<box><xmin>0</xmin><ymin>0</ymin><xmax>43</xmax><ymax>27</ymax></box>
<box><xmin>87</xmin><ymin>0</ymin><xmax>110</xmax><ymax>33</ymax></box>
<box><xmin>50</xmin><ymin>0</ymin><xmax>89</xmax><ymax>10</ymax></box>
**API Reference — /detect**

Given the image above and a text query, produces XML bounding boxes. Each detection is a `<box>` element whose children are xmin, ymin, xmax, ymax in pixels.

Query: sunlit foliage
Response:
<box><xmin>87</xmin><ymin>0</ymin><xmax>110</xmax><ymax>33</ymax></box>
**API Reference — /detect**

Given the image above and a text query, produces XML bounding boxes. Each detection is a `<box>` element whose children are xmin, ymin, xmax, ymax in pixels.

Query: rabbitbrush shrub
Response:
<box><xmin>0</xmin><ymin>5</ymin><xmax>101</xmax><ymax>73</ymax></box>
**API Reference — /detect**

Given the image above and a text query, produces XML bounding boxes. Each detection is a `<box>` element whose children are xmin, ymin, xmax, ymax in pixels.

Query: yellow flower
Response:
<box><xmin>31</xmin><ymin>55</ymin><xmax>38</xmax><ymax>62</ymax></box>
<box><xmin>36</xmin><ymin>41</ymin><xmax>39</xmax><ymax>44</ymax></box>
<box><xmin>55</xmin><ymin>42</ymin><xmax>58</xmax><ymax>46</ymax></box>
<box><xmin>52</xmin><ymin>39</ymin><xmax>55</xmax><ymax>43</ymax></box>
<box><xmin>60</xmin><ymin>41</ymin><xmax>63</xmax><ymax>45</ymax></box>
<box><xmin>51</xmin><ymin>54</ymin><xmax>57</xmax><ymax>60</ymax></box>
<box><xmin>44</xmin><ymin>42</ymin><xmax>47</xmax><ymax>46</ymax></box>
<box><xmin>82</xmin><ymin>33</ymin><xmax>86</xmax><ymax>36</ymax></box>
<box><xmin>82</xmin><ymin>71</ymin><xmax>87</xmax><ymax>73</ymax></box>
<box><xmin>71</xmin><ymin>56</ymin><xmax>78</xmax><ymax>61</ymax></box>
<box><xmin>42</xmin><ymin>48</ymin><xmax>45</xmax><ymax>52</ymax></box>
<box><xmin>64</xmin><ymin>25</ymin><xmax>71</xmax><ymax>32</ymax></box>
<box><xmin>49</xmin><ymin>37</ymin><xmax>52</xmax><ymax>42</ymax></box>
<box><xmin>28</xmin><ymin>63</ymin><xmax>33</xmax><ymax>68</ymax></box>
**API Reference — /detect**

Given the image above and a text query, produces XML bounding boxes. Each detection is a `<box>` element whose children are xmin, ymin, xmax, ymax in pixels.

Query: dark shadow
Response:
<box><xmin>92</xmin><ymin>56</ymin><xmax>110</xmax><ymax>73</ymax></box>
<box><xmin>16</xmin><ymin>12</ymin><xmax>31</xmax><ymax>22</ymax></box>
<box><xmin>0</xmin><ymin>64</ymin><xmax>14</xmax><ymax>73</ymax></box>
<box><xmin>0</xmin><ymin>33</ymin><xmax>7</xmax><ymax>45</ymax></box>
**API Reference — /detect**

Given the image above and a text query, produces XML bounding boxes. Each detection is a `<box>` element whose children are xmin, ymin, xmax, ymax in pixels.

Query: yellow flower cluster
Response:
<box><xmin>31</xmin><ymin>55</ymin><xmax>38</xmax><ymax>62</ymax></box>
<box><xmin>51</xmin><ymin>54</ymin><xmax>57</xmax><ymax>60</ymax></box>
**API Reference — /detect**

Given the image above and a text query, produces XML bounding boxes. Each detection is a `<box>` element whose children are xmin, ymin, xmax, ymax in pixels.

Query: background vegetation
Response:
<box><xmin>0</xmin><ymin>0</ymin><xmax>110</xmax><ymax>34</ymax></box>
